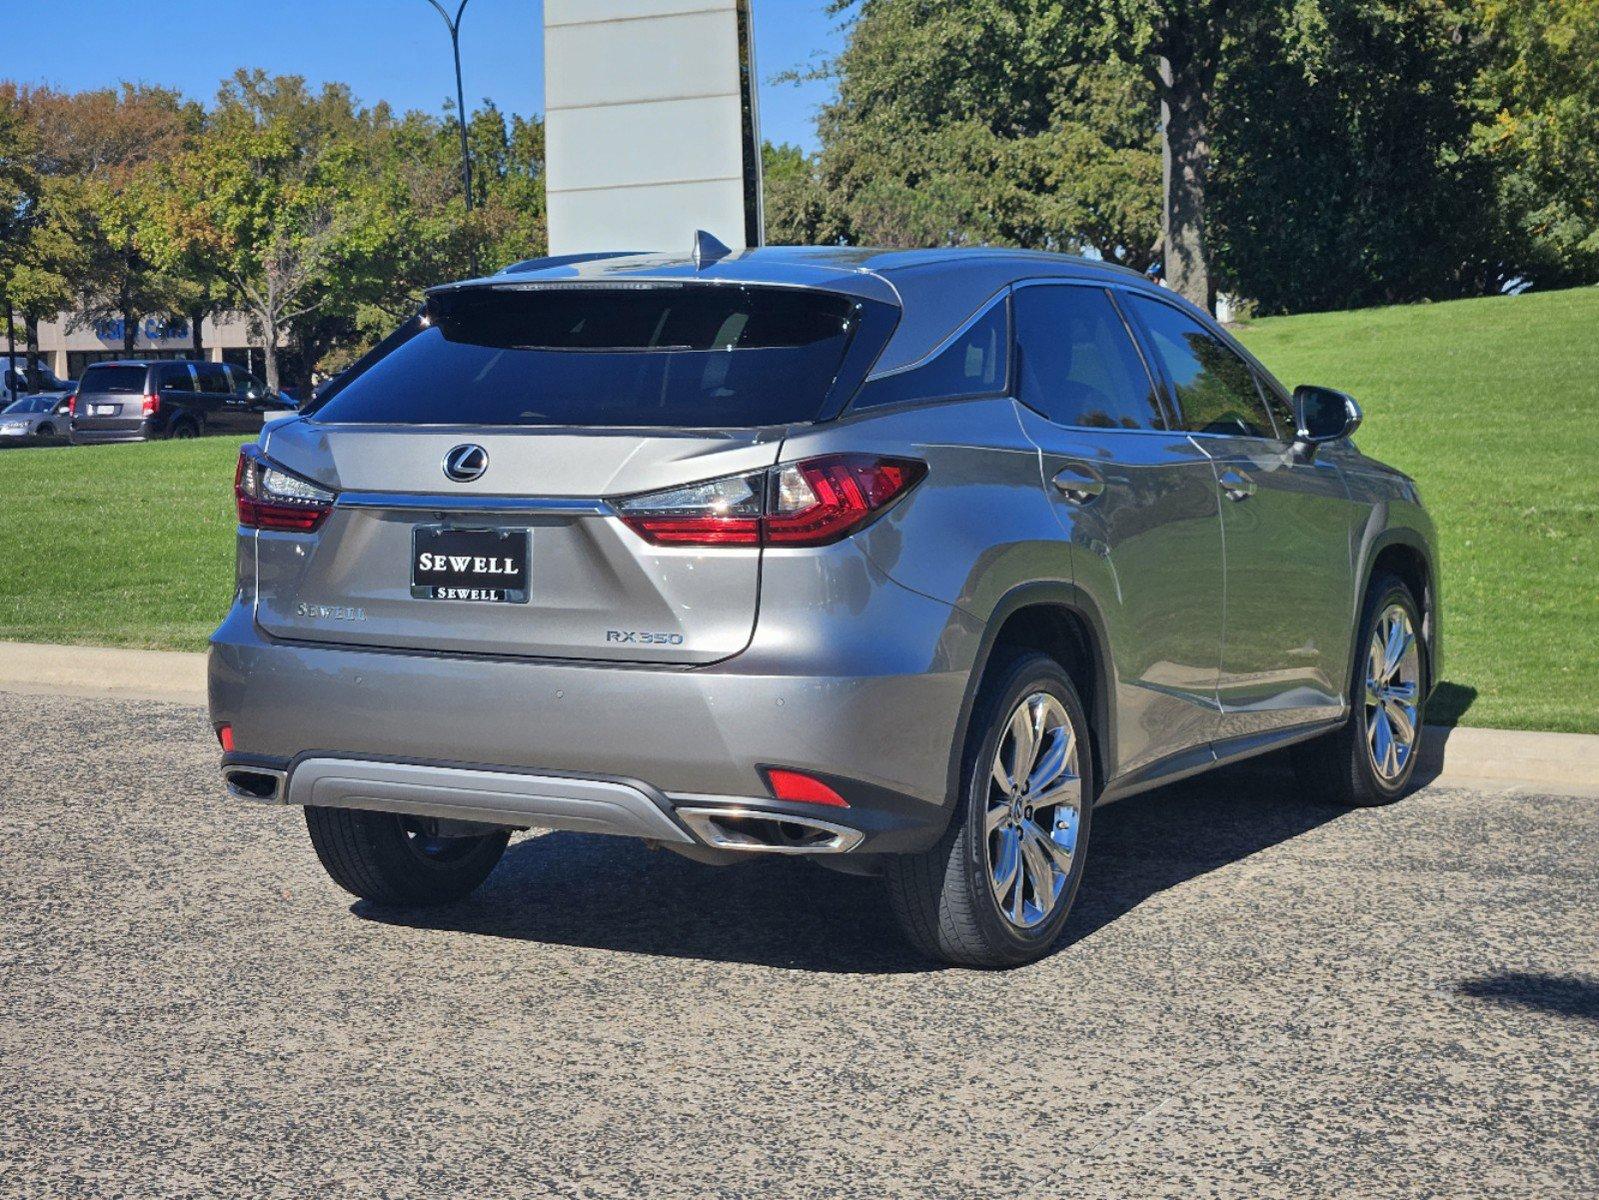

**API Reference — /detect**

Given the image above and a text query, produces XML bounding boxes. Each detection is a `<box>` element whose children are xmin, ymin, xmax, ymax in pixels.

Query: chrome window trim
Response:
<box><xmin>863</xmin><ymin>285</ymin><xmax>1010</xmax><ymax>382</ymax></box>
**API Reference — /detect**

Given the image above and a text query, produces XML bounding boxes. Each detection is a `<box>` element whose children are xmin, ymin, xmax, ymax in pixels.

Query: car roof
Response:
<box><xmin>452</xmin><ymin>244</ymin><xmax>1162</xmax><ymax>378</ymax></box>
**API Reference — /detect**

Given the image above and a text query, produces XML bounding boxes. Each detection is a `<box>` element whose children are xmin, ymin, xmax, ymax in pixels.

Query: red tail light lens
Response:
<box><xmin>765</xmin><ymin>455</ymin><xmax>926</xmax><ymax>545</ymax></box>
<box><xmin>66</xmin><ymin>393</ymin><xmax>78</xmax><ymax>416</ymax></box>
<box><xmin>235</xmin><ymin>449</ymin><xmax>336</xmax><ymax>532</ymax></box>
<box><xmin>617</xmin><ymin>454</ymin><xmax>925</xmax><ymax>548</ymax></box>
<box><xmin>142</xmin><ymin>393</ymin><xmax>161</xmax><ymax>416</ymax></box>
<box><xmin>764</xmin><ymin>768</ymin><xmax>849</xmax><ymax>807</ymax></box>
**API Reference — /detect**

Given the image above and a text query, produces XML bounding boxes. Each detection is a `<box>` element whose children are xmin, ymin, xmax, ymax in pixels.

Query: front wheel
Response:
<box><xmin>885</xmin><ymin>651</ymin><xmax>1093</xmax><ymax>968</ymax></box>
<box><xmin>304</xmin><ymin>806</ymin><xmax>510</xmax><ymax>905</ymax></box>
<box><xmin>1291</xmin><ymin>572</ymin><xmax>1427</xmax><ymax>806</ymax></box>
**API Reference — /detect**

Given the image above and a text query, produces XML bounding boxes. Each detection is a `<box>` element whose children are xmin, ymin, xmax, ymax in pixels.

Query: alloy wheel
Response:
<box><xmin>985</xmin><ymin>692</ymin><xmax>1083</xmax><ymax>929</ymax></box>
<box><xmin>1364</xmin><ymin>603</ymin><xmax>1421</xmax><ymax>782</ymax></box>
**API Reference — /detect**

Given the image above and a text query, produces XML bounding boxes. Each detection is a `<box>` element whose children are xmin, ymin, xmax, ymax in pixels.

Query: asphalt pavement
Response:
<box><xmin>2</xmin><ymin>689</ymin><xmax>1595</xmax><ymax>1198</ymax></box>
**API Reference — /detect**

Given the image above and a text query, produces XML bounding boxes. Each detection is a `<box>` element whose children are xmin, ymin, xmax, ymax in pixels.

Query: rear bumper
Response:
<box><xmin>70</xmin><ymin>419</ymin><xmax>156</xmax><ymax>444</ymax></box>
<box><xmin>207</xmin><ymin>591</ymin><xmax>980</xmax><ymax>855</ymax></box>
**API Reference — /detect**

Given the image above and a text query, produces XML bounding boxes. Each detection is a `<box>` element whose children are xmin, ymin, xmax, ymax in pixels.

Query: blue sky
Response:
<box><xmin>3</xmin><ymin>1</ymin><xmax>846</xmax><ymax>152</ymax></box>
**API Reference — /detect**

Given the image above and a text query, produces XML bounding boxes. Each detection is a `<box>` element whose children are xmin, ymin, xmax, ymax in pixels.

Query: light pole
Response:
<box><xmin>424</xmin><ymin>0</ymin><xmax>478</xmax><ymax>275</ymax></box>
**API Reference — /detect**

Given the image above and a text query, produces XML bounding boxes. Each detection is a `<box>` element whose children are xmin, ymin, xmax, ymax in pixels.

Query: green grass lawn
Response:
<box><xmin>1234</xmin><ymin>286</ymin><xmax>1598</xmax><ymax>733</ymax></box>
<box><xmin>0</xmin><ymin>285</ymin><xmax>1594</xmax><ymax>732</ymax></box>
<box><xmin>0</xmin><ymin>437</ymin><xmax>240</xmax><ymax>651</ymax></box>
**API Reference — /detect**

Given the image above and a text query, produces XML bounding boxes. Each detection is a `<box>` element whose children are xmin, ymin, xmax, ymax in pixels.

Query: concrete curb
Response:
<box><xmin>0</xmin><ymin>639</ymin><xmax>208</xmax><ymax>705</ymax></box>
<box><xmin>1</xmin><ymin>639</ymin><xmax>1594</xmax><ymax>795</ymax></box>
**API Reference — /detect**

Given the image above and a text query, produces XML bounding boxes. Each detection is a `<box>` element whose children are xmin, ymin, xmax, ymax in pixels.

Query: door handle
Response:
<box><xmin>1052</xmin><ymin>464</ymin><xmax>1106</xmax><ymax>504</ymax></box>
<box><xmin>1218</xmin><ymin>467</ymin><xmax>1256</xmax><ymax>501</ymax></box>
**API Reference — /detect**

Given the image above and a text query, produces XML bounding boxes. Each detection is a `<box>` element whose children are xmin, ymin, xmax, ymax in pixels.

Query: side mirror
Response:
<box><xmin>1292</xmin><ymin>385</ymin><xmax>1362</xmax><ymax>458</ymax></box>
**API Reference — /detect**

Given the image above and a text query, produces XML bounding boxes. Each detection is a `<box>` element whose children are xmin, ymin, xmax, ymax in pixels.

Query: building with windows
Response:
<box><xmin>7</xmin><ymin>310</ymin><xmax>267</xmax><ymax>381</ymax></box>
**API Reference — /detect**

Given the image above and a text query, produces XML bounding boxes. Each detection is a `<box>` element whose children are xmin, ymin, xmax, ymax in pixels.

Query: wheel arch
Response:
<box><xmin>946</xmin><ymin>582</ymin><xmax>1116</xmax><ymax>820</ymax></box>
<box><xmin>1355</xmin><ymin>528</ymin><xmax>1439</xmax><ymax>697</ymax></box>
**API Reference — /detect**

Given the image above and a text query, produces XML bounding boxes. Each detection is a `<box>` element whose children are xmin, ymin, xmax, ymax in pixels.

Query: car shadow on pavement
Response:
<box><xmin>353</xmin><ymin>756</ymin><xmax>1345</xmax><ymax>974</ymax></box>
<box><xmin>1455</xmin><ymin>972</ymin><xmax>1599</xmax><ymax>1025</ymax></box>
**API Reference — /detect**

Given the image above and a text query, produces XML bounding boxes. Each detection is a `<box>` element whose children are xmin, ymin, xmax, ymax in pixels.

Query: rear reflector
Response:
<box><xmin>215</xmin><ymin>724</ymin><xmax>235</xmax><ymax>752</ymax></box>
<box><xmin>616</xmin><ymin>454</ymin><xmax>925</xmax><ymax>548</ymax></box>
<box><xmin>764</xmin><ymin>768</ymin><xmax>849</xmax><ymax>808</ymax></box>
<box><xmin>235</xmin><ymin>449</ymin><xmax>336</xmax><ymax>532</ymax></box>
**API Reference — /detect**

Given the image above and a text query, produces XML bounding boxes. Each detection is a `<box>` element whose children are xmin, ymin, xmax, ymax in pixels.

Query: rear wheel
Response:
<box><xmin>885</xmin><ymin>651</ymin><xmax>1092</xmax><ymax>968</ymax></box>
<box><xmin>1291</xmin><ymin>572</ymin><xmax>1426</xmax><ymax>806</ymax></box>
<box><xmin>169</xmin><ymin>419</ymin><xmax>198</xmax><ymax>439</ymax></box>
<box><xmin>37</xmin><ymin>423</ymin><xmax>54</xmax><ymax>438</ymax></box>
<box><xmin>304</xmin><ymin>807</ymin><xmax>510</xmax><ymax>905</ymax></box>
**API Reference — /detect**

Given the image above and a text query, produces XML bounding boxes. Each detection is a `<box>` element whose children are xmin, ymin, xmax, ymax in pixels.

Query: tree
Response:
<box><xmin>809</xmin><ymin>1</ymin><xmax>1161</xmax><ymax>265</ymax></box>
<box><xmin>20</xmin><ymin>84</ymin><xmax>199</xmax><ymax>354</ymax></box>
<box><xmin>1473</xmin><ymin>0</ymin><xmax>1599</xmax><ymax>282</ymax></box>
<box><xmin>1212</xmin><ymin>0</ymin><xmax>1503</xmax><ymax>311</ymax></box>
<box><xmin>144</xmin><ymin>73</ymin><xmax>381</xmax><ymax>391</ymax></box>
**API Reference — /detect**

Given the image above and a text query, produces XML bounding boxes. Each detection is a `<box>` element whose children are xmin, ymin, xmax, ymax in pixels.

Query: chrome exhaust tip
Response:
<box><xmin>675</xmin><ymin>806</ymin><xmax>864</xmax><ymax>854</ymax></box>
<box><xmin>222</xmin><ymin>767</ymin><xmax>287</xmax><ymax>803</ymax></box>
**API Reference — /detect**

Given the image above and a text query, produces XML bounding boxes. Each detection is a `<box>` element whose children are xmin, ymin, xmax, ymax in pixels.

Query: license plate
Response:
<box><xmin>91</xmin><ymin>403</ymin><xmax>117</xmax><ymax>416</ymax></box>
<box><xmin>411</xmin><ymin>526</ymin><xmax>529</xmax><ymax>603</ymax></box>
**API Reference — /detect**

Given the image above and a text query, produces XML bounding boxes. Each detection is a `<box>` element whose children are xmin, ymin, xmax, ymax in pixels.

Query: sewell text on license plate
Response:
<box><xmin>411</xmin><ymin>525</ymin><xmax>530</xmax><ymax>603</ymax></box>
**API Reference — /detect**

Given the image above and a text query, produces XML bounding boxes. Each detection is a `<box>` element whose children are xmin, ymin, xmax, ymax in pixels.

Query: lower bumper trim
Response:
<box><xmin>283</xmin><ymin>757</ymin><xmax>694</xmax><ymax>844</ymax></box>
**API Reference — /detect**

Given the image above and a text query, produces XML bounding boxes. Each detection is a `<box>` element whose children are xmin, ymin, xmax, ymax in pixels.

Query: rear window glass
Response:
<box><xmin>79</xmin><ymin>367</ymin><xmax>147</xmax><ymax>394</ymax></box>
<box><xmin>311</xmin><ymin>285</ymin><xmax>862</xmax><ymax>428</ymax></box>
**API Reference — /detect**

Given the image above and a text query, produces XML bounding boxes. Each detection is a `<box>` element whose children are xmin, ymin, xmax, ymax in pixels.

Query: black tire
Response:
<box><xmin>37</xmin><ymin>424</ymin><xmax>54</xmax><ymax>438</ymax></box>
<box><xmin>304</xmin><ymin>806</ymin><xmax>510</xmax><ymax>905</ymax></box>
<box><xmin>885</xmin><ymin>650</ymin><xmax>1094</xmax><ymax>968</ymax></box>
<box><xmin>169</xmin><ymin>420</ymin><xmax>199</xmax><ymax>439</ymax></box>
<box><xmin>1291</xmin><ymin>572</ymin><xmax>1427</xmax><ymax>807</ymax></box>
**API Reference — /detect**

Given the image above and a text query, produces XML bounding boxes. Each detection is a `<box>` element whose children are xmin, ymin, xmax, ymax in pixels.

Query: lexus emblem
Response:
<box><xmin>443</xmin><ymin>443</ymin><xmax>489</xmax><ymax>483</ymax></box>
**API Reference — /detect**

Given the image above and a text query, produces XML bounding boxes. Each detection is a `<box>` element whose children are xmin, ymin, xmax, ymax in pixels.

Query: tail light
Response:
<box><xmin>617</xmin><ymin>453</ymin><xmax>925</xmax><ymax>548</ymax></box>
<box><xmin>235</xmin><ymin>449</ymin><xmax>335</xmax><ymax>531</ymax></box>
<box><xmin>66</xmin><ymin>393</ymin><xmax>78</xmax><ymax>416</ymax></box>
<box><xmin>142</xmin><ymin>393</ymin><xmax>161</xmax><ymax>416</ymax></box>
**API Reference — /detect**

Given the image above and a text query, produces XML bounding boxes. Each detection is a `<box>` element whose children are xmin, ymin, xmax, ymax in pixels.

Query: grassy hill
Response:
<box><xmin>0</xmin><ymin>286</ymin><xmax>1594</xmax><ymax>732</ymax></box>
<box><xmin>1234</xmin><ymin>286</ymin><xmax>1598</xmax><ymax>733</ymax></box>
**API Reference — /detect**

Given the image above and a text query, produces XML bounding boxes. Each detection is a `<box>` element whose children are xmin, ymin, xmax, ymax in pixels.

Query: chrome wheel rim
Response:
<box><xmin>985</xmin><ymin>692</ymin><xmax>1083</xmax><ymax>930</ymax></box>
<box><xmin>1364</xmin><ymin>604</ymin><xmax>1421</xmax><ymax>782</ymax></box>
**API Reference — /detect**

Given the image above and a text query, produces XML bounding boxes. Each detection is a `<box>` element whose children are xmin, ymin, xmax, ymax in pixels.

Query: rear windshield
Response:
<box><xmin>311</xmin><ymin>285</ymin><xmax>861</xmax><ymax>428</ymax></box>
<box><xmin>79</xmin><ymin>366</ymin><xmax>147</xmax><ymax>395</ymax></box>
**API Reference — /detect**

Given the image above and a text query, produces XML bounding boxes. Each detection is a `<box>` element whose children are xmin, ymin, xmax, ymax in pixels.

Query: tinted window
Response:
<box><xmin>79</xmin><ymin>366</ymin><xmax>147</xmax><ymax>395</ymax></box>
<box><xmin>232</xmin><ymin>370</ymin><xmax>263</xmax><ymax>397</ymax></box>
<box><xmin>156</xmin><ymin>363</ymin><xmax>193</xmax><ymax>390</ymax></box>
<box><xmin>195</xmin><ymin>365</ymin><xmax>231</xmax><ymax>395</ymax></box>
<box><xmin>314</xmin><ymin>285</ymin><xmax>864</xmax><ymax>428</ymax></box>
<box><xmin>853</xmin><ymin>296</ymin><xmax>1008</xmax><ymax>410</ymax></box>
<box><xmin>1015</xmin><ymin>285</ymin><xmax>1163</xmax><ymax>429</ymax></box>
<box><xmin>1125</xmin><ymin>295</ymin><xmax>1275</xmax><ymax>438</ymax></box>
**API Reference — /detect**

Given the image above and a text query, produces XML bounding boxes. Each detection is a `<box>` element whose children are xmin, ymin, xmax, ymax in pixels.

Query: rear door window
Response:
<box><xmin>79</xmin><ymin>366</ymin><xmax>148</xmax><ymax>395</ymax></box>
<box><xmin>1123</xmin><ymin>295</ymin><xmax>1276</xmax><ymax>438</ymax></box>
<box><xmin>1014</xmin><ymin>285</ymin><xmax>1164</xmax><ymax>429</ymax></box>
<box><xmin>312</xmin><ymin>284</ymin><xmax>870</xmax><ymax>428</ymax></box>
<box><xmin>158</xmin><ymin>363</ymin><xmax>195</xmax><ymax>392</ymax></box>
<box><xmin>195</xmin><ymin>364</ymin><xmax>232</xmax><ymax>394</ymax></box>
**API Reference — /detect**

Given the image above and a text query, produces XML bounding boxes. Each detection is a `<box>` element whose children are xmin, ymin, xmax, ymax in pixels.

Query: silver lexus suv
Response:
<box><xmin>209</xmin><ymin>243</ymin><xmax>1439</xmax><ymax>968</ymax></box>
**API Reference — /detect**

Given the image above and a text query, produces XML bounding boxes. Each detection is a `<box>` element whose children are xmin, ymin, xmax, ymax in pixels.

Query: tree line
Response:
<box><xmin>764</xmin><ymin>0</ymin><xmax>1599</xmax><ymax>314</ymax></box>
<box><xmin>1</xmin><ymin>71</ymin><xmax>545</xmax><ymax>392</ymax></box>
<box><xmin>4</xmin><ymin>1</ymin><xmax>1594</xmax><ymax>391</ymax></box>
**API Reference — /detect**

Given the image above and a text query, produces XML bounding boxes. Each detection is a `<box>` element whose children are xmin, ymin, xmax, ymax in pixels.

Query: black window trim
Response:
<box><xmin>1113</xmin><ymin>286</ymin><xmax>1286</xmax><ymax>444</ymax></box>
<box><xmin>1009</xmin><ymin>276</ymin><xmax>1176</xmax><ymax>434</ymax></box>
